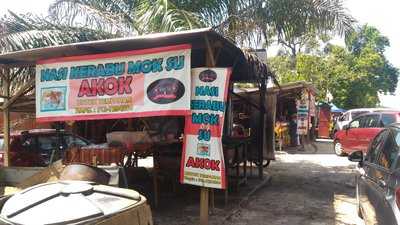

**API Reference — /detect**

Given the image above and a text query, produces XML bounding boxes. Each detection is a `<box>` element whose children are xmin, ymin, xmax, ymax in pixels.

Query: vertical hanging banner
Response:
<box><xmin>180</xmin><ymin>68</ymin><xmax>231</xmax><ymax>189</ymax></box>
<box><xmin>36</xmin><ymin>45</ymin><xmax>191</xmax><ymax>122</ymax></box>
<box><xmin>297</xmin><ymin>91</ymin><xmax>309</xmax><ymax>135</ymax></box>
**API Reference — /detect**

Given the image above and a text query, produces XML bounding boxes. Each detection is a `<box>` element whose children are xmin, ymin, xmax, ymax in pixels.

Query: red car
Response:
<box><xmin>0</xmin><ymin>129</ymin><xmax>91</xmax><ymax>167</ymax></box>
<box><xmin>334</xmin><ymin>111</ymin><xmax>400</xmax><ymax>156</ymax></box>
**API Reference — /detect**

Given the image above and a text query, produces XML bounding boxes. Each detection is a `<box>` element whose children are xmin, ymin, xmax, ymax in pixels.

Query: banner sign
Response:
<box><xmin>297</xmin><ymin>91</ymin><xmax>309</xmax><ymax>135</ymax></box>
<box><xmin>180</xmin><ymin>68</ymin><xmax>231</xmax><ymax>189</ymax></box>
<box><xmin>36</xmin><ymin>45</ymin><xmax>191</xmax><ymax>122</ymax></box>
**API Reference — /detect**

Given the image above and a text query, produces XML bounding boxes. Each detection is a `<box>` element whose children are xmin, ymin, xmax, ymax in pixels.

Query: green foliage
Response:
<box><xmin>269</xmin><ymin>25</ymin><xmax>399</xmax><ymax>109</ymax></box>
<box><xmin>0</xmin><ymin>11</ymin><xmax>116</xmax><ymax>97</ymax></box>
<box><xmin>346</xmin><ymin>25</ymin><xmax>389</xmax><ymax>56</ymax></box>
<box><xmin>0</xmin><ymin>11</ymin><xmax>115</xmax><ymax>53</ymax></box>
<box><xmin>268</xmin><ymin>0</ymin><xmax>355</xmax><ymax>56</ymax></box>
<box><xmin>1</xmin><ymin>0</ymin><xmax>355</xmax><ymax>52</ymax></box>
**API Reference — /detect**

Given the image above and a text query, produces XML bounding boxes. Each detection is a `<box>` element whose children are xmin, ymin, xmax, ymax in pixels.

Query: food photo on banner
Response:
<box><xmin>180</xmin><ymin>67</ymin><xmax>231</xmax><ymax>189</ymax></box>
<box><xmin>35</xmin><ymin>44</ymin><xmax>192</xmax><ymax>122</ymax></box>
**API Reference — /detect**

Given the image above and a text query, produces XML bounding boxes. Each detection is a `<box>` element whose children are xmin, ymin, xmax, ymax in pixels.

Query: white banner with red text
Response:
<box><xmin>180</xmin><ymin>68</ymin><xmax>231</xmax><ymax>189</ymax></box>
<box><xmin>36</xmin><ymin>45</ymin><xmax>191</xmax><ymax>122</ymax></box>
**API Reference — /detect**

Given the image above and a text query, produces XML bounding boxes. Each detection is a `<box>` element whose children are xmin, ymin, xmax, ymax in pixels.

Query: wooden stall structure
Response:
<box><xmin>0</xmin><ymin>28</ymin><xmax>275</xmax><ymax>225</ymax></box>
<box><xmin>231</xmin><ymin>86</ymin><xmax>279</xmax><ymax>165</ymax></box>
<box><xmin>274</xmin><ymin>81</ymin><xmax>317</xmax><ymax>149</ymax></box>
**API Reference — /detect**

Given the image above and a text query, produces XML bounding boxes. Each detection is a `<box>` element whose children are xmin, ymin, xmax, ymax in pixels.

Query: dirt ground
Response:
<box><xmin>0</xmin><ymin>140</ymin><xmax>364</xmax><ymax>225</ymax></box>
<box><xmin>152</xmin><ymin>140</ymin><xmax>365</xmax><ymax>225</ymax></box>
<box><xmin>224</xmin><ymin>140</ymin><xmax>365</xmax><ymax>225</ymax></box>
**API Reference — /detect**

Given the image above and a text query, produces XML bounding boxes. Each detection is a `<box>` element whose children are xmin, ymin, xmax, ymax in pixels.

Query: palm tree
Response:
<box><xmin>47</xmin><ymin>0</ymin><xmax>355</xmax><ymax>49</ymax></box>
<box><xmin>267</xmin><ymin>0</ymin><xmax>356</xmax><ymax>57</ymax></box>
<box><xmin>1</xmin><ymin>0</ymin><xmax>356</xmax><ymax>61</ymax></box>
<box><xmin>0</xmin><ymin>11</ymin><xmax>116</xmax><ymax>53</ymax></box>
<box><xmin>0</xmin><ymin>11</ymin><xmax>116</xmax><ymax>98</ymax></box>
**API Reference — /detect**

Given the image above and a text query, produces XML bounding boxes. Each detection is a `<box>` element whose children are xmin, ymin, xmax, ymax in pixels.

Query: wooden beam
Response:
<box><xmin>0</xmin><ymin>62</ymin><xmax>35</xmax><ymax>69</ymax></box>
<box><xmin>10</xmin><ymin>100</ymin><xmax>35</xmax><ymax>108</ymax></box>
<box><xmin>230</xmin><ymin>91</ymin><xmax>261</xmax><ymax>111</ymax></box>
<box><xmin>1</xmin><ymin>78</ymin><xmax>35</xmax><ymax>110</ymax></box>
<box><xmin>204</xmin><ymin>35</ymin><xmax>216</xmax><ymax>67</ymax></box>
<box><xmin>75</xmin><ymin>45</ymin><xmax>107</xmax><ymax>54</ymax></box>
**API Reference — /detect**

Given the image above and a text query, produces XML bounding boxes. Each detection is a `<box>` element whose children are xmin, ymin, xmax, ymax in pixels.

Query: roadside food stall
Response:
<box><xmin>231</xmin><ymin>85</ymin><xmax>279</xmax><ymax>166</ymax></box>
<box><xmin>317</xmin><ymin>102</ymin><xmax>345</xmax><ymax>139</ymax></box>
<box><xmin>273</xmin><ymin>82</ymin><xmax>317</xmax><ymax>150</ymax></box>
<box><xmin>0</xmin><ymin>28</ymin><xmax>274</xmax><ymax>224</ymax></box>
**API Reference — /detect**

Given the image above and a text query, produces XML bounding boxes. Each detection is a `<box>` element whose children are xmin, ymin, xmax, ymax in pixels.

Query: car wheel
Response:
<box><xmin>334</xmin><ymin>140</ymin><xmax>345</xmax><ymax>156</ymax></box>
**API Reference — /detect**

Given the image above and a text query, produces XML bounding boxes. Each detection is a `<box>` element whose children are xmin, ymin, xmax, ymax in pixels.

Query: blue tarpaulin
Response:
<box><xmin>329</xmin><ymin>103</ymin><xmax>346</xmax><ymax>113</ymax></box>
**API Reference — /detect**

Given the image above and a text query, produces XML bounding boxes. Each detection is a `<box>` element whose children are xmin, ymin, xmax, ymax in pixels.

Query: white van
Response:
<box><xmin>334</xmin><ymin>108</ymin><xmax>396</xmax><ymax>132</ymax></box>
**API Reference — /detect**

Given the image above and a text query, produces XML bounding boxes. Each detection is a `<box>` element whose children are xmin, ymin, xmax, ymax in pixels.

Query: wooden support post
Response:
<box><xmin>127</xmin><ymin>118</ymin><xmax>133</xmax><ymax>131</ymax></box>
<box><xmin>153</xmin><ymin>153</ymin><xmax>159</xmax><ymax>208</ymax></box>
<box><xmin>209</xmin><ymin>189</ymin><xmax>215</xmax><ymax>214</ymax></box>
<box><xmin>200</xmin><ymin>187</ymin><xmax>209</xmax><ymax>225</ymax></box>
<box><xmin>84</xmin><ymin>121</ymin><xmax>89</xmax><ymax>139</ymax></box>
<box><xmin>92</xmin><ymin>155</ymin><xmax>97</xmax><ymax>167</ymax></box>
<box><xmin>199</xmin><ymin>34</ymin><xmax>216</xmax><ymax>224</ymax></box>
<box><xmin>2</xmin><ymin>69</ymin><xmax>10</xmax><ymax>167</ymax></box>
<box><xmin>3</xmin><ymin>108</ymin><xmax>10</xmax><ymax>167</ymax></box>
<box><xmin>258</xmin><ymin>78</ymin><xmax>266</xmax><ymax>179</ymax></box>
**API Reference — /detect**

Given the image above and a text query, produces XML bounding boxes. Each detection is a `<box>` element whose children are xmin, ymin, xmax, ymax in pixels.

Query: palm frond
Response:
<box><xmin>0</xmin><ymin>11</ymin><xmax>116</xmax><ymax>53</ymax></box>
<box><xmin>49</xmin><ymin>0</ymin><xmax>139</xmax><ymax>35</ymax></box>
<box><xmin>0</xmin><ymin>11</ymin><xmax>117</xmax><ymax>96</ymax></box>
<box><xmin>135</xmin><ymin>0</ymin><xmax>204</xmax><ymax>33</ymax></box>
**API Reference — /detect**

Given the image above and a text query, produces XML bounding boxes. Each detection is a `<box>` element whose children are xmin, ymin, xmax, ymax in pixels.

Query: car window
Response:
<box><xmin>363</xmin><ymin>115</ymin><xmax>380</xmax><ymax>128</ymax></box>
<box><xmin>343</xmin><ymin>112</ymin><xmax>350</xmax><ymax>121</ymax></box>
<box><xmin>367</xmin><ymin>130</ymin><xmax>388</xmax><ymax>163</ymax></box>
<box><xmin>350</xmin><ymin>117</ymin><xmax>364</xmax><ymax>128</ymax></box>
<box><xmin>21</xmin><ymin>136</ymin><xmax>37</xmax><ymax>151</ymax></box>
<box><xmin>37</xmin><ymin>135</ymin><xmax>59</xmax><ymax>152</ymax></box>
<box><xmin>381</xmin><ymin>114</ymin><xmax>397</xmax><ymax>126</ymax></box>
<box><xmin>375</xmin><ymin>129</ymin><xmax>399</xmax><ymax>169</ymax></box>
<box><xmin>64</xmin><ymin>134</ymin><xmax>89</xmax><ymax>147</ymax></box>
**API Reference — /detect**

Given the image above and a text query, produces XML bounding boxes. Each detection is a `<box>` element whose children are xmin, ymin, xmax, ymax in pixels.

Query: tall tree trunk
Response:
<box><xmin>227</xmin><ymin>0</ymin><xmax>238</xmax><ymax>43</ymax></box>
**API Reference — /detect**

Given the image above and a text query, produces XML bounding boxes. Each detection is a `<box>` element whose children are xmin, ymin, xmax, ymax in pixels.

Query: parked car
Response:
<box><xmin>0</xmin><ymin>129</ymin><xmax>91</xmax><ymax>167</ymax></box>
<box><xmin>334</xmin><ymin>111</ymin><xmax>400</xmax><ymax>156</ymax></box>
<box><xmin>348</xmin><ymin>123</ymin><xmax>400</xmax><ymax>225</ymax></box>
<box><xmin>334</xmin><ymin>108</ymin><xmax>397</xmax><ymax>133</ymax></box>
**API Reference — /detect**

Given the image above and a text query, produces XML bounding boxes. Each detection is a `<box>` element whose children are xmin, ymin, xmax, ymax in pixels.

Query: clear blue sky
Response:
<box><xmin>1</xmin><ymin>0</ymin><xmax>399</xmax><ymax>106</ymax></box>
